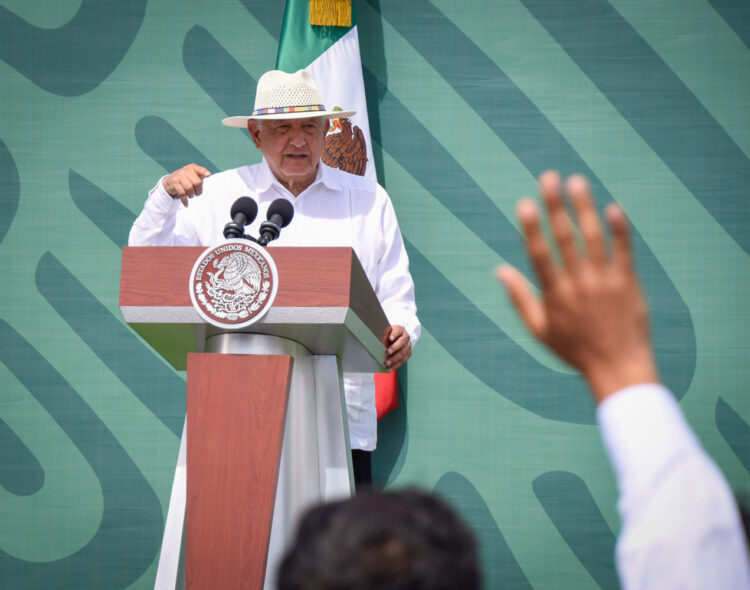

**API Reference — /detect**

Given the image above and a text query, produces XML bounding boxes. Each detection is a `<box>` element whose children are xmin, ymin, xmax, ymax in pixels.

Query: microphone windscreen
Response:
<box><xmin>230</xmin><ymin>196</ymin><xmax>258</xmax><ymax>224</ymax></box>
<box><xmin>267</xmin><ymin>198</ymin><xmax>294</xmax><ymax>228</ymax></box>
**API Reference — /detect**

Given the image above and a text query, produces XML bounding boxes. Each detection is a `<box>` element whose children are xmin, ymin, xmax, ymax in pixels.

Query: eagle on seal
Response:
<box><xmin>209</xmin><ymin>252</ymin><xmax>261</xmax><ymax>295</ymax></box>
<box><xmin>322</xmin><ymin>116</ymin><xmax>368</xmax><ymax>177</ymax></box>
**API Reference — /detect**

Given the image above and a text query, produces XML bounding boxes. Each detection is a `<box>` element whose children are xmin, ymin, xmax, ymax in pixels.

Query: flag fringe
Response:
<box><xmin>309</xmin><ymin>0</ymin><xmax>351</xmax><ymax>27</ymax></box>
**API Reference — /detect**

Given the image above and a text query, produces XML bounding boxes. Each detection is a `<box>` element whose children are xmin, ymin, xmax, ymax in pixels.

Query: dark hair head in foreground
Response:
<box><xmin>277</xmin><ymin>488</ymin><xmax>481</xmax><ymax>590</ymax></box>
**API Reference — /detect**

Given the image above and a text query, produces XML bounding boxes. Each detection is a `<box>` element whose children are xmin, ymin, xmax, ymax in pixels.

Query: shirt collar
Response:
<box><xmin>255</xmin><ymin>158</ymin><xmax>343</xmax><ymax>200</ymax></box>
<box><xmin>254</xmin><ymin>158</ymin><xmax>277</xmax><ymax>197</ymax></box>
<box><xmin>315</xmin><ymin>162</ymin><xmax>344</xmax><ymax>193</ymax></box>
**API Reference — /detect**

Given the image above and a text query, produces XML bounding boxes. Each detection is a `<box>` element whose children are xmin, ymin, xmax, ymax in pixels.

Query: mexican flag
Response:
<box><xmin>276</xmin><ymin>0</ymin><xmax>399</xmax><ymax>418</ymax></box>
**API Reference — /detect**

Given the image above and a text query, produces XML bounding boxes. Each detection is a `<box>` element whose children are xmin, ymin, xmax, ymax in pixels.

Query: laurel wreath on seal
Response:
<box><xmin>195</xmin><ymin>280</ymin><xmax>271</xmax><ymax>321</ymax></box>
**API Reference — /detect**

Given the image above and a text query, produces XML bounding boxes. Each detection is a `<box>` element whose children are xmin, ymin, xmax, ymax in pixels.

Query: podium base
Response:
<box><xmin>154</xmin><ymin>333</ymin><xmax>353</xmax><ymax>590</ymax></box>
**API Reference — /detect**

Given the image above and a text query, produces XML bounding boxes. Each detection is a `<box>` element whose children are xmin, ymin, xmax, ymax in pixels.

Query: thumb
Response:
<box><xmin>496</xmin><ymin>265</ymin><xmax>546</xmax><ymax>339</ymax></box>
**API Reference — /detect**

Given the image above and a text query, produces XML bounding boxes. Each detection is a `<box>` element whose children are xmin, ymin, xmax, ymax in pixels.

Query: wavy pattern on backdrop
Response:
<box><xmin>0</xmin><ymin>319</ymin><xmax>162</xmax><ymax>589</ymax></box>
<box><xmin>0</xmin><ymin>0</ymin><xmax>747</xmax><ymax>588</ymax></box>
<box><xmin>707</xmin><ymin>0</ymin><xmax>750</xmax><ymax>50</ymax></box>
<box><xmin>435</xmin><ymin>472</ymin><xmax>533</xmax><ymax>589</ymax></box>
<box><xmin>0</xmin><ymin>0</ymin><xmax>147</xmax><ymax>96</ymax></box>
<box><xmin>0</xmin><ymin>138</ymin><xmax>19</xmax><ymax>245</ymax></box>
<box><xmin>521</xmin><ymin>0</ymin><xmax>750</xmax><ymax>256</ymax></box>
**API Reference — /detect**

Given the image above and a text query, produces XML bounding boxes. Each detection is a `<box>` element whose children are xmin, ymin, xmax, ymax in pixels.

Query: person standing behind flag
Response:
<box><xmin>276</xmin><ymin>0</ymin><xmax>403</xmax><ymax>421</ymax></box>
<box><xmin>128</xmin><ymin>69</ymin><xmax>420</xmax><ymax>488</ymax></box>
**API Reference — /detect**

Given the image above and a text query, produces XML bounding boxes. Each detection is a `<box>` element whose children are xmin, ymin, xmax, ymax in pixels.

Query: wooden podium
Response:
<box><xmin>120</xmin><ymin>246</ymin><xmax>389</xmax><ymax>590</ymax></box>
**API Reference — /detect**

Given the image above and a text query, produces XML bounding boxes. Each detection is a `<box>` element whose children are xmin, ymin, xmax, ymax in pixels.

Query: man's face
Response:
<box><xmin>248</xmin><ymin>117</ymin><xmax>328</xmax><ymax>194</ymax></box>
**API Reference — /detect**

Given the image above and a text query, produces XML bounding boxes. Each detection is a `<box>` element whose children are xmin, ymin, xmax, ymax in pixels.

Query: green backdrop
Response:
<box><xmin>1</xmin><ymin>1</ymin><xmax>749</xmax><ymax>588</ymax></box>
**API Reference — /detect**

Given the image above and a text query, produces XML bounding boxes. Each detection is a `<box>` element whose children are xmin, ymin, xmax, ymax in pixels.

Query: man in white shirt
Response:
<box><xmin>496</xmin><ymin>171</ymin><xmax>750</xmax><ymax>589</ymax></box>
<box><xmin>129</xmin><ymin>69</ymin><xmax>420</xmax><ymax>488</ymax></box>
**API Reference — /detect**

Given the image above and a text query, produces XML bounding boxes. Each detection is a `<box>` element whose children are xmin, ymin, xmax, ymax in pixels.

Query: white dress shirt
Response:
<box><xmin>598</xmin><ymin>383</ymin><xmax>750</xmax><ymax>589</ymax></box>
<box><xmin>129</xmin><ymin>160</ymin><xmax>420</xmax><ymax>451</ymax></box>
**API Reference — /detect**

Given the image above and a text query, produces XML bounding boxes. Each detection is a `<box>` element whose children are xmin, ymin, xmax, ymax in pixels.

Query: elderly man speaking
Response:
<box><xmin>129</xmin><ymin>69</ymin><xmax>420</xmax><ymax>488</ymax></box>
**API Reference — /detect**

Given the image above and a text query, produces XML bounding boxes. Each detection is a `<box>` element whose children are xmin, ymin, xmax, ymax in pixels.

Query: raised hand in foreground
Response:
<box><xmin>496</xmin><ymin>171</ymin><xmax>658</xmax><ymax>403</ymax></box>
<box><xmin>498</xmin><ymin>172</ymin><xmax>750</xmax><ymax>590</ymax></box>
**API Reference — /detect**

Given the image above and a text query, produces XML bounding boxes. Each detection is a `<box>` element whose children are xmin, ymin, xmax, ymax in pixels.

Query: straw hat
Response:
<box><xmin>222</xmin><ymin>69</ymin><xmax>356</xmax><ymax>127</ymax></box>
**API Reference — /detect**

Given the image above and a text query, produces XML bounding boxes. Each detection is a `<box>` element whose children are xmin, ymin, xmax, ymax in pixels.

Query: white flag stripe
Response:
<box><xmin>307</xmin><ymin>27</ymin><xmax>376</xmax><ymax>181</ymax></box>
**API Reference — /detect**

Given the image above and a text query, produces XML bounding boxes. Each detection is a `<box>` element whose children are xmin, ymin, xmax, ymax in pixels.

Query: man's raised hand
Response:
<box><xmin>496</xmin><ymin>171</ymin><xmax>658</xmax><ymax>402</ymax></box>
<box><xmin>162</xmin><ymin>163</ymin><xmax>211</xmax><ymax>207</ymax></box>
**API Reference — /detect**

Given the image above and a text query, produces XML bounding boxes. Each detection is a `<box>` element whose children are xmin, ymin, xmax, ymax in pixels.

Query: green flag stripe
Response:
<box><xmin>276</xmin><ymin>0</ymin><xmax>354</xmax><ymax>71</ymax></box>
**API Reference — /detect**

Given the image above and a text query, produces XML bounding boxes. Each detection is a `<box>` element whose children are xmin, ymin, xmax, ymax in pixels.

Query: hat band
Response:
<box><xmin>252</xmin><ymin>104</ymin><xmax>326</xmax><ymax>116</ymax></box>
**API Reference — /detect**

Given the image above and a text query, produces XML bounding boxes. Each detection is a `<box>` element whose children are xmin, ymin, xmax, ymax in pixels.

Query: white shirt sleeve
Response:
<box><xmin>371</xmin><ymin>184</ymin><xmax>421</xmax><ymax>345</ymax></box>
<box><xmin>128</xmin><ymin>178</ymin><xmax>202</xmax><ymax>246</ymax></box>
<box><xmin>597</xmin><ymin>383</ymin><xmax>750</xmax><ymax>590</ymax></box>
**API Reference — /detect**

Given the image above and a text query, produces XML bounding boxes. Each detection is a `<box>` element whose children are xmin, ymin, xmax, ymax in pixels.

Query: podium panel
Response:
<box><xmin>186</xmin><ymin>353</ymin><xmax>293</xmax><ymax>590</ymax></box>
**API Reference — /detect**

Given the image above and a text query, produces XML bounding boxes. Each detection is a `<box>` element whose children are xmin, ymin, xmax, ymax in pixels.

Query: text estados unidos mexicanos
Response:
<box><xmin>194</xmin><ymin>243</ymin><xmax>271</xmax><ymax>281</ymax></box>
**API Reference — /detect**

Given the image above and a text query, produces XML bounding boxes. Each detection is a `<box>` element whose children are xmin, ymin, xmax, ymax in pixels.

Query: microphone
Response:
<box><xmin>258</xmin><ymin>199</ymin><xmax>294</xmax><ymax>246</ymax></box>
<box><xmin>223</xmin><ymin>196</ymin><xmax>258</xmax><ymax>239</ymax></box>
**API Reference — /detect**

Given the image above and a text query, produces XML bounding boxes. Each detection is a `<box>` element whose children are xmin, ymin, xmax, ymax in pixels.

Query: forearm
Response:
<box><xmin>583</xmin><ymin>347</ymin><xmax>659</xmax><ymax>404</ymax></box>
